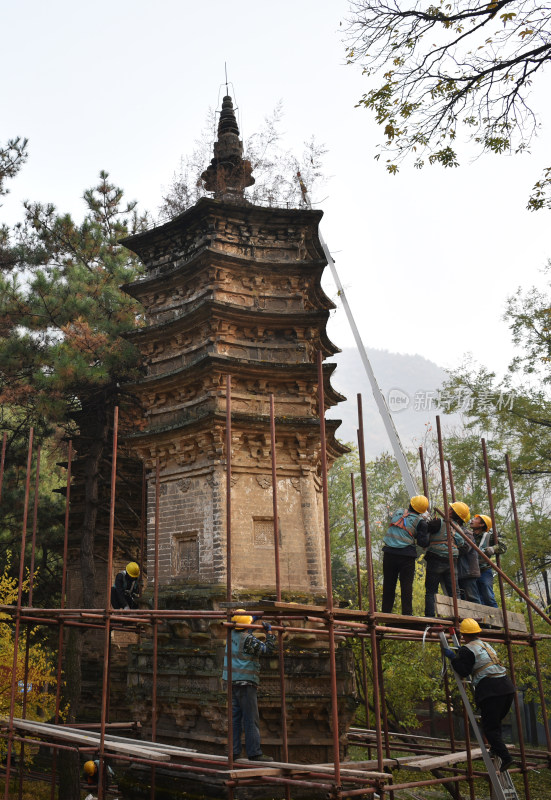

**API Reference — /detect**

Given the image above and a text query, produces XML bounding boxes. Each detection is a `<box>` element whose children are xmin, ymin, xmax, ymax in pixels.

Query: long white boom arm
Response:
<box><xmin>317</xmin><ymin>228</ymin><xmax>420</xmax><ymax>498</ymax></box>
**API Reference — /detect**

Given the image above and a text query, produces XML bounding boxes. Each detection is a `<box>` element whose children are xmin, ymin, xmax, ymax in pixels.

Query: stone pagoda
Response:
<box><xmin>120</xmin><ymin>97</ymin><xmax>355</xmax><ymax>785</ymax></box>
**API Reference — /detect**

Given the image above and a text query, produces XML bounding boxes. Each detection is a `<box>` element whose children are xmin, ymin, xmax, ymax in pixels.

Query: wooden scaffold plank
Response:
<box><xmin>403</xmin><ymin>748</ymin><xmax>486</xmax><ymax>771</ymax></box>
<box><xmin>434</xmin><ymin>595</ymin><xmax>527</xmax><ymax>632</ymax></box>
<box><xmin>1</xmin><ymin>717</ymin><xmax>170</xmax><ymax>762</ymax></box>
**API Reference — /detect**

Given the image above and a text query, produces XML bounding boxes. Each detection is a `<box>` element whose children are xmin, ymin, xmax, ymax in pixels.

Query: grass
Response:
<box><xmin>347</xmin><ymin>745</ymin><xmax>551</xmax><ymax>799</ymax></box>
<box><xmin>4</xmin><ymin>780</ymin><xmax>98</xmax><ymax>800</ymax></box>
<box><xmin>389</xmin><ymin>763</ymin><xmax>551</xmax><ymax>799</ymax></box>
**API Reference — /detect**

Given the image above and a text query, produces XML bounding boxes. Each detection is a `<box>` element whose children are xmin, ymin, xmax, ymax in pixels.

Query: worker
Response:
<box><xmin>443</xmin><ymin>618</ymin><xmax>515</xmax><ymax>771</ymax></box>
<box><xmin>83</xmin><ymin>758</ymin><xmax>114</xmax><ymax>788</ymax></box>
<box><xmin>471</xmin><ymin>514</ymin><xmax>507</xmax><ymax>608</ymax></box>
<box><xmin>381</xmin><ymin>495</ymin><xmax>430</xmax><ymax>616</ymax></box>
<box><xmin>111</xmin><ymin>561</ymin><xmax>140</xmax><ymax>609</ymax></box>
<box><xmin>457</xmin><ymin>525</ymin><xmax>481</xmax><ymax>604</ymax></box>
<box><xmin>222</xmin><ymin>609</ymin><xmax>276</xmax><ymax>762</ymax></box>
<box><xmin>424</xmin><ymin>501</ymin><xmax>470</xmax><ymax>618</ymax></box>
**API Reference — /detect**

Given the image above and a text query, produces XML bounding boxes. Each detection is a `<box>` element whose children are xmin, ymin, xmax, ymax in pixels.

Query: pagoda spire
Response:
<box><xmin>201</xmin><ymin>95</ymin><xmax>255</xmax><ymax>201</ymax></box>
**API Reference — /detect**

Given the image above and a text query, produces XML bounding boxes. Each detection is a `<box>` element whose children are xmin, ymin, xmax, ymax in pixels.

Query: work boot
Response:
<box><xmin>249</xmin><ymin>753</ymin><xmax>274</xmax><ymax>762</ymax></box>
<box><xmin>499</xmin><ymin>755</ymin><xmax>513</xmax><ymax>772</ymax></box>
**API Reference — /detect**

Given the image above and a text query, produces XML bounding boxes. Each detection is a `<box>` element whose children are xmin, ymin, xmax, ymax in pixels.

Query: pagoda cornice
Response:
<box><xmin>126</xmin><ymin>353</ymin><xmax>345</xmax><ymax>407</ymax></box>
<box><xmin>121</xmin><ymin>247</ymin><xmax>331</xmax><ymax>306</ymax></box>
<box><xmin>125</xmin><ymin>299</ymin><xmax>340</xmax><ymax>357</ymax></box>
<box><xmin>125</xmin><ymin>408</ymin><xmax>347</xmax><ymax>460</ymax></box>
<box><xmin>121</xmin><ymin>196</ymin><xmax>324</xmax><ymax>262</ymax></box>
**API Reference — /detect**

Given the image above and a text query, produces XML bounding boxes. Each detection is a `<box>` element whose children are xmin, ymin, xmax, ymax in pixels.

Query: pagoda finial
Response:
<box><xmin>201</xmin><ymin>95</ymin><xmax>255</xmax><ymax>201</ymax></box>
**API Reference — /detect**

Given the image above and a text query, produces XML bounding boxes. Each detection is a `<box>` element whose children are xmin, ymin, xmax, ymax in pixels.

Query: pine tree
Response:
<box><xmin>0</xmin><ymin>172</ymin><xmax>148</xmax><ymax>799</ymax></box>
<box><xmin>1</xmin><ymin>171</ymin><xmax>148</xmax><ymax>599</ymax></box>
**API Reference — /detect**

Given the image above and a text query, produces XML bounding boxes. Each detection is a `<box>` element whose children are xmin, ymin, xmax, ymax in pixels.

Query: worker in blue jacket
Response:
<box><xmin>223</xmin><ymin>610</ymin><xmax>276</xmax><ymax>762</ymax></box>
<box><xmin>381</xmin><ymin>495</ymin><xmax>430</xmax><ymax>616</ymax></box>
<box><xmin>443</xmin><ymin>618</ymin><xmax>515</xmax><ymax>772</ymax></box>
<box><xmin>471</xmin><ymin>514</ymin><xmax>507</xmax><ymax>608</ymax></box>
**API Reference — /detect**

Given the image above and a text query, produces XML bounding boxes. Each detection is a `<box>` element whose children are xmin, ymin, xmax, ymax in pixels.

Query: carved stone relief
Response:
<box><xmin>173</xmin><ymin>532</ymin><xmax>199</xmax><ymax>577</ymax></box>
<box><xmin>253</xmin><ymin>517</ymin><xmax>279</xmax><ymax>548</ymax></box>
<box><xmin>177</xmin><ymin>478</ymin><xmax>192</xmax><ymax>493</ymax></box>
<box><xmin>205</xmin><ymin>473</ymin><xmax>218</xmax><ymax>489</ymax></box>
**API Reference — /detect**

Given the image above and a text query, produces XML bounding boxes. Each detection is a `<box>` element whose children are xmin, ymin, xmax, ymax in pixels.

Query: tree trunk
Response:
<box><xmin>542</xmin><ymin>569</ymin><xmax>551</xmax><ymax>612</ymax></box>
<box><xmin>58</xmin><ymin>627</ymin><xmax>83</xmax><ymax>799</ymax></box>
<box><xmin>80</xmin><ymin>403</ymin><xmax>110</xmax><ymax>607</ymax></box>
<box><xmin>58</xmin><ymin>398</ymin><xmax>112</xmax><ymax>800</ymax></box>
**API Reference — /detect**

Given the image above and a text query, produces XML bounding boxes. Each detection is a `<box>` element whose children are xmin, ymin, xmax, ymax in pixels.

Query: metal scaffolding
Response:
<box><xmin>1</xmin><ymin>357</ymin><xmax>550</xmax><ymax>799</ymax></box>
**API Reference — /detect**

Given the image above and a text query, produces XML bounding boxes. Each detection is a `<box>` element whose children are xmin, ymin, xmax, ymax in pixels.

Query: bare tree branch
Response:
<box><xmin>345</xmin><ymin>1</ymin><xmax>551</xmax><ymax>205</ymax></box>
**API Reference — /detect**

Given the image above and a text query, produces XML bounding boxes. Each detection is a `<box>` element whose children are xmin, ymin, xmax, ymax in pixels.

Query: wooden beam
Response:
<box><xmin>53</xmin><ymin>724</ymin><xmax>196</xmax><ymax>755</ymax></box>
<box><xmin>227</xmin><ymin>757</ymin><xmax>391</xmax><ymax>779</ymax></box>
<box><xmin>224</xmin><ymin>767</ymin><xmax>286</xmax><ymax>778</ymax></box>
<box><xmin>225</xmin><ymin>766</ymin><xmax>391</xmax><ymax>779</ymax></box>
<box><xmin>2</xmin><ymin>718</ymin><xmax>170</xmax><ymax>762</ymax></box>
<box><xmin>319</xmin><ymin>756</ymin><xmax>412</xmax><ymax>769</ymax></box>
<box><xmin>403</xmin><ymin>748</ymin><xmax>483</xmax><ymax>770</ymax></box>
<box><xmin>434</xmin><ymin>595</ymin><xmax>527</xmax><ymax>632</ymax></box>
<box><xmin>404</xmin><ymin>744</ymin><xmax>513</xmax><ymax>771</ymax></box>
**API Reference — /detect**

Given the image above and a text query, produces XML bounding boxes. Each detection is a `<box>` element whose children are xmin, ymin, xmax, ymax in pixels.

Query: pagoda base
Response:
<box><xmin>120</xmin><ymin>588</ymin><xmax>357</xmax><ymax>797</ymax></box>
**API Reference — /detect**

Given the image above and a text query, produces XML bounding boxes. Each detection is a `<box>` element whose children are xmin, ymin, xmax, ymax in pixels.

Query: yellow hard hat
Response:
<box><xmin>126</xmin><ymin>562</ymin><xmax>140</xmax><ymax>578</ymax></box>
<box><xmin>476</xmin><ymin>514</ymin><xmax>492</xmax><ymax>531</ymax></box>
<box><xmin>410</xmin><ymin>495</ymin><xmax>429</xmax><ymax>514</ymax></box>
<box><xmin>84</xmin><ymin>761</ymin><xmax>97</xmax><ymax>776</ymax></box>
<box><xmin>459</xmin><ymin>618</ymin><xmax>482</xmax><ymax>634</ymax></box>
<box><xmin>450</xmin><ymin>501</ymin><xmax>470</xmax><ymax>523</ymax></box>
<box><xmin>231</xmin><ymin>608</ymin><xmax>253</xmax><ymax>627</ymax></box>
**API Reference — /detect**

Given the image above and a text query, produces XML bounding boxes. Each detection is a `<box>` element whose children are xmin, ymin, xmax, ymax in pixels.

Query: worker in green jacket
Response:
<box><xmin>382</xmin><ymin>495</ymin><xmax>430</xmax><ymax>616</ymax></box>
<box><xmin>222</xmin><ymin>609</ymin><xmax>276</xmax><ymax>762</ymax></box>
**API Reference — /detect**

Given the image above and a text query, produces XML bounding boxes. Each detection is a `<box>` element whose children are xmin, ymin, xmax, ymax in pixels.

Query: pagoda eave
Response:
<box><xmin>124</xmin><ymin>300</ymin><xmax>340</xmax><ymax>357</ymax></box>
<box><xmin>126</xmin><ymin>355</ymin><xmax>345</xmax><ymax>404</ymax></box>
<box><xmin>120</xmin><ymin>249</ymin><xmax>329</xmax><ymax>304</ymax></box>
<box><xmin>125</xmin><ymin>407</ymin><xmax>345</xmax><ymax>446</ymax></box>
<box><xmin>121</xmin><ymin>196</ymin><xmax>324</xmax><ymax>256</ymax></box>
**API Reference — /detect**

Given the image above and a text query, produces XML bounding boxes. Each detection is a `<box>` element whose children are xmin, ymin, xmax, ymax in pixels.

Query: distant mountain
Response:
<box><xmin>326</xmin><ymin>347</ymin><xmax>461</xmax><ymax>458</ymax></box>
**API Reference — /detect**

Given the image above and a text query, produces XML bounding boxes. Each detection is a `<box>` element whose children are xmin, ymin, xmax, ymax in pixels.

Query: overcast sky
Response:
<box><xmin>3</xmin><ymin>0</ymin><xmax>550</xmax><ymax>389</ymax></box>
